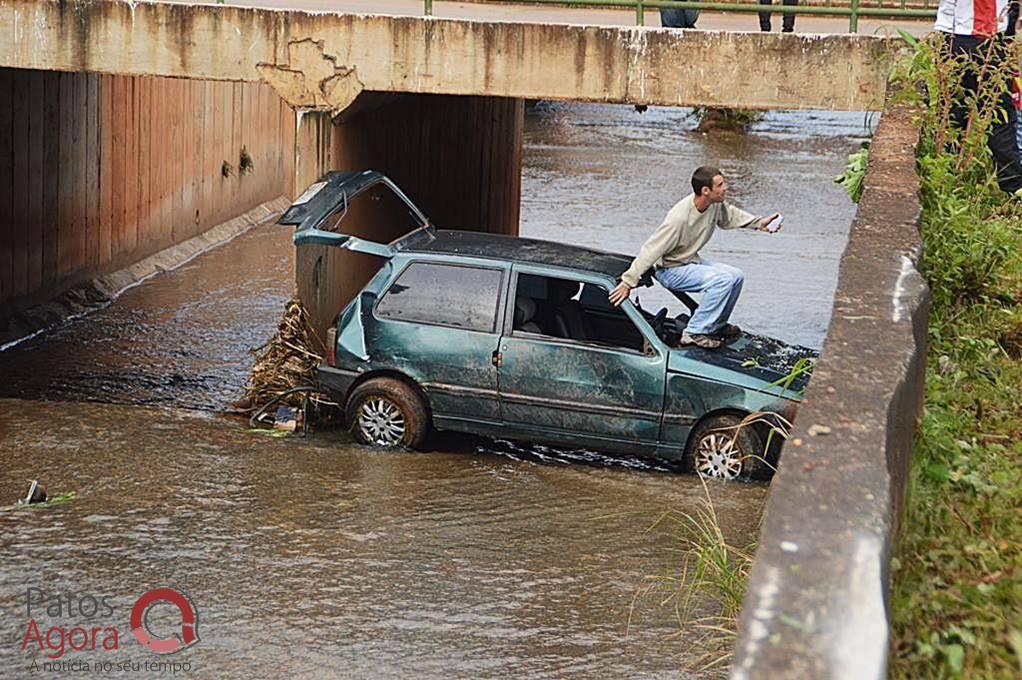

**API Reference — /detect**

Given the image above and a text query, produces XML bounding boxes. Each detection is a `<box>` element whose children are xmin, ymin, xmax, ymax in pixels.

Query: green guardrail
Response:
<box><xmin>421</xmin><ymin>0</ymin><xmax>936</xmax><ymax>33</ymax></box>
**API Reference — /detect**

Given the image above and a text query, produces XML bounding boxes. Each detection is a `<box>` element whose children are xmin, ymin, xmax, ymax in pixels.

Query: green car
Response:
<box><xmin>283</xmin><ymin>171</ymin><xmax>815</xmax><ymax>480</ymax></box>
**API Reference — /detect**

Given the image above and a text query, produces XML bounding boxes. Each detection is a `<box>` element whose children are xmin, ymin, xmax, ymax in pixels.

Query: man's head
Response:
<box><xmin>692</xmin><ymin>166</ymin><xmax>727</xmax><ymax>204</ymax></box>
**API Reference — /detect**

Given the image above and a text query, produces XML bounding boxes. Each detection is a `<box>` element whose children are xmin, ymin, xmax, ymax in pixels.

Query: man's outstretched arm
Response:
<box><xmin>718</xmin><ymin>204</ymin><xmax>782</xmax><ymax>232</ymax></box>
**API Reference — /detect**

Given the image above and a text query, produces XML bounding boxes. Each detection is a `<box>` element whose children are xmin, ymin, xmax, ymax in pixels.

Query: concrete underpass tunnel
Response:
<box><xmin>0</xmin><ymin>67</ymin><xmax>523</xmax><ymax>350</ymax></box>
<box><xmin>295</xmin><ymin>92</ymin><xmax>525</xmax><ymax>338</ymax></box>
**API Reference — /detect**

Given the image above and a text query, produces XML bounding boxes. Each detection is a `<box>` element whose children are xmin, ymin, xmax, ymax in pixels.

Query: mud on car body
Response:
<box><xmin>283</xmin><ymin>170</ymin><xmax>816</xmax><ymax>480</ymax></box>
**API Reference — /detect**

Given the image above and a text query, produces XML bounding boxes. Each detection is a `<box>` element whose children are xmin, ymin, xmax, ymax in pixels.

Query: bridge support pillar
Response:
<box><xmin>295</xmin><ymin>93</ymin><xmax>524</xmax><ymax>338</ymax></box>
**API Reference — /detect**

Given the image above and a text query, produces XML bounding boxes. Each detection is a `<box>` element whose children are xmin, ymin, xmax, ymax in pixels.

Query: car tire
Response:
<box><xmin>684</xmin><ymin>413</ymin><xmax>767</xmax><ymax>481</ymax></box>
<box><xmin>346</xmin><ymin>377</ymin><xmax>430</xmax><ymax>449</ymax></box>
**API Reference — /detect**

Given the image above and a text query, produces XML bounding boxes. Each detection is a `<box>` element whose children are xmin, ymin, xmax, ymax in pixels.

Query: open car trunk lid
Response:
<box><xmin>281</xmin><ymin>170</ymin><xmax>433</xmax><ymax>256</ymax></box>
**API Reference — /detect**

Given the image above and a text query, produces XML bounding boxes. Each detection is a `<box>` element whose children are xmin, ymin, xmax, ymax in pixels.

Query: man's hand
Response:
<box><xmin>608</xmin><ymin>282</ymin><xmax>632</xmax><ymax>307</ymax></box>
<box><xmin>758</xmin><ymin>212</ymin><xmax>783</xmax><ymax>233</ymax></box>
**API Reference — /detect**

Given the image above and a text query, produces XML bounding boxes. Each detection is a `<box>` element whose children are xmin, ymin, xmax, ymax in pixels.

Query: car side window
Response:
<box><xmin>376</xmin><ymin>262</ymin><xmax>503</xmax><ymax>333</ymax></box>
<box><xmin>512</xmin><ymin>274</ymin><xmax>645</xmax><ymax>352</ymax></box>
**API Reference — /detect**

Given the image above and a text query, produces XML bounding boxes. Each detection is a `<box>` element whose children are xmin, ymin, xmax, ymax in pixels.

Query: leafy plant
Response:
<box><xmin>834</xmin><ymin>143</ymin><xmax>869</xmax><ymax>202</ymax></box>
<box><xmin>767</xmin><ymin>356</ymin><xmax>815</xmax><ymax>397</ymax></box>
<box><xmin>239</xmin><ymin>145</ymin><xmax>255</xmax><ymax>176</ymax></box>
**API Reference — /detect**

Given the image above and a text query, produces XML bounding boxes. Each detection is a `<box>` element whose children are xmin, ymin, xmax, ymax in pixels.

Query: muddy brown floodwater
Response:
<box><xmin>0</xmin><ymin>103</ymin><xmax>865</xmax><ymax>677</ymax></box>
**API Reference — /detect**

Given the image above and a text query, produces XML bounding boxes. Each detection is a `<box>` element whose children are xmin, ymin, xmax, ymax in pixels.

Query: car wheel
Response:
<box><xmin>685</xmin><ymin>414</ymin><xmax>766</xmax><ymax>480</ymax></box>
<box><xmin>346</xmin><ymin>377</ymin><xmax>430</xmax><ymax>449</ymax></box>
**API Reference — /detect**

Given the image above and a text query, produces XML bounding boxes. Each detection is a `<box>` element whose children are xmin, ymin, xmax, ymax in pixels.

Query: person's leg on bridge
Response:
<box><xmin>758</xmin><ymin>0</ymin><xmax>773</xmax><ymax>31</ymax></box>
<box><xmin>781</xmin><ymin>0</ymin><xmax>797</xmax><ymax>32</ymax></box>
<box><xmin>660</xmin><ymin>7</ymin><xmax>699</xmax><ymax>29</ymax></box>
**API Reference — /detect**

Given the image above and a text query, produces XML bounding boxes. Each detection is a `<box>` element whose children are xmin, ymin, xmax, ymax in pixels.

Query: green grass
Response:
<box><xmin>887</xmin><ymin>32</ymin><xmax>1022</xmax><ymax>679</ymax></box>
<box><xmin>635</xmin><ymin>482</ymin><xmax>756</xmax><ymax>672</ymax></box>
<box><xmin>889</xmin><ymin>202</ymin><xmax>1022</xmax><ymax>677</ymax></box>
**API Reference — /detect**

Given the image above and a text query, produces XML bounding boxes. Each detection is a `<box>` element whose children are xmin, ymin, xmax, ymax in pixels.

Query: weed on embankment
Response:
<box><xmin>886</xmin><ymin>31</ymin><xmax>1022</xmax><ymax>679</ymax></box>
<box><xmin>634</xmin><ymin>482</ymin><xmax>755</xmax><ymax>674</ymax></box>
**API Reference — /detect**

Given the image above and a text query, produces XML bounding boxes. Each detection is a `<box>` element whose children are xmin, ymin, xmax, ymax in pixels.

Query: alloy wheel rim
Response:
<box><xmin>357</xmin><ymin>397</ymin><xmax>406</xmax><ymax>446</ymax></box>
<box><xmin>695</xmin><ymin>432</ymin><xmax>743</xmax><ymax>480</ymax></box>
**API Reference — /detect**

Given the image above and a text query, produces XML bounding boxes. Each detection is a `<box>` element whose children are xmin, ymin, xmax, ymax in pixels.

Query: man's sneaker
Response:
<box><xmin>679</xmin><ymin>331</ymin><xmax>722</xmax><ymax>349</ymax></box>
<box><xmin>714</xmin><ymin>323</ymin><xmax>742</xmax><ymax>340</ymax></box>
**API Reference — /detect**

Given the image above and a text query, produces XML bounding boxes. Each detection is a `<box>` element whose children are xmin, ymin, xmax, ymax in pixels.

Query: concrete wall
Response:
<box><xmin>1</xmin><ymin>0</ymin><xmax>898</xmax><ymax>112</ymax></box>
<box><xmin>732</xmin><ymin>101</ymin><xmax>928</xmax><ymax>679</ymax></box>
<box><xmin>0</xmin><ymin>67</ymin><xmax>296</xmax><ymax>320</ymax></box>
<box><xmin>296</xmin><ymin>93</ymin><xmax>524</xmax><ymax>336</ymax></box>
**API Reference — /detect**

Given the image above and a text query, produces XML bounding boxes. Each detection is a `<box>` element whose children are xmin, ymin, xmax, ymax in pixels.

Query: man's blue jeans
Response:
<box><xmin>654</xmin><ymin>259</ymin><xmax>744</xmax><ymax>335</ymax></box>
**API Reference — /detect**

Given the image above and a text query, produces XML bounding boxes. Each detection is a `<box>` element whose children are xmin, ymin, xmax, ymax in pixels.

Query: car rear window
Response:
<box><xmin>375</xmin><ymin>262</ymin><xmax>503</xmax><ymax>333</ymax></box>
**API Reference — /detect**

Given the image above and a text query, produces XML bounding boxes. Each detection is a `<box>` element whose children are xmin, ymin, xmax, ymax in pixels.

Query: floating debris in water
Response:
<box><xmin>21</xmin><ymin>480</ymin><xmax>46</xmax><ymax>504</ymax></box>
<box><xmin>2</xmin><ymin>483</ymin><xmax>76</xmax><ymax>512</ymax></box>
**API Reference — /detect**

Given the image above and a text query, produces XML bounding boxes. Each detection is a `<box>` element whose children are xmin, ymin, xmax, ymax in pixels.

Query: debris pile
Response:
<box><xmin>242</xmin><ymin>299</ymin><xmax>338</xmax><ymax>419</ymax></box>
<box><xmin>2</xmin><ymin>481</ymin><xmax>76</xmax><ymax>512</ymax></box>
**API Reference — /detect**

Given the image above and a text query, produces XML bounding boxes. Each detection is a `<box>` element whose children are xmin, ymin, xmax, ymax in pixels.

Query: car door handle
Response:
<box><xmin>491</xmin><ymin>350</ymin><xmax>503</xmax><ymax>368</ymax></box>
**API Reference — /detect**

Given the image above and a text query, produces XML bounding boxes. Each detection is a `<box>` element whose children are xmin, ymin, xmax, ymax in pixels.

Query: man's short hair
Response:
<box><xmin>692</xmin><ymin>166</ymin><xmax>721</xmax><ymax>195</ymax></box>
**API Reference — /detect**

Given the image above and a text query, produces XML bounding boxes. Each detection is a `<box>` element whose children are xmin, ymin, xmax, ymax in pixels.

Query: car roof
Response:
<box><xmin>397</xmin><ymin>230</ymin><xmax>644</xmax><ymax>283</ymax></box>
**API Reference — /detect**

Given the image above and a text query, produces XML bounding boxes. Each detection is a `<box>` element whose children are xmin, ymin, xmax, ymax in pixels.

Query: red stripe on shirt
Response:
<box><xmin>973</xmin><ymin>0</ymin><xmax>998</xmax><ymax>35</ymax></box>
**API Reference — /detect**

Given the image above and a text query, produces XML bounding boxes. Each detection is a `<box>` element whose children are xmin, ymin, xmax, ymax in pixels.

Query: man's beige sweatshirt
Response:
<box><xmin>619</xmin><ymin>194</ymin><xmax>761</xmax><ymax>288</ymax></box>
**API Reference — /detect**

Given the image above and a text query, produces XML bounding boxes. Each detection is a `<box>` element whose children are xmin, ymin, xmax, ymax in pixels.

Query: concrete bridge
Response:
<box><xmin>0</xmin><ymin>0</ymin><xmax>906</xmax><ymax>334</ymax></box>
<box><xmin>5</xmin><ymin>0</ymin><xmax>899</xmax><ymax>112</ymax></box>
<box><xmin>0</xmin><ymin>2</ymin><xmax>928</xmax><ymax>678</ymax></box>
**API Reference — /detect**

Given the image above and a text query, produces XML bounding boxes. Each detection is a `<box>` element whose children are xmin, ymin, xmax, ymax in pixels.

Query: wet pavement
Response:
<box><xmin>0</xmin><ymin>221</ymin><xmax>295</xmax><ymax>410</ymax></box>
<box><xmin>0</xmin><ymin>103</ymin><xmax>865</xmax><ymax>677</ymax></box>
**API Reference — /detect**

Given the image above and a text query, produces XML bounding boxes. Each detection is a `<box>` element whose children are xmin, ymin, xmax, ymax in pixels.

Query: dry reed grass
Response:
<box><xmin>242</xmin><ymin>299</ymin><xmax>339</xmax><ymax>416</ymax></box>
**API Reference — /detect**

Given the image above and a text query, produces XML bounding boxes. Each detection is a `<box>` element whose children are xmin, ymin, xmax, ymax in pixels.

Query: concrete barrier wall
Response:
<box><xmin>731</xmin><ymin>101</ymin><xmax>928</xmax><ymax>678</ymax></box>
<box><xmin>0</xmin><ymin>68</ymin><xmax>296</xmax><ymax>318</ymax></box>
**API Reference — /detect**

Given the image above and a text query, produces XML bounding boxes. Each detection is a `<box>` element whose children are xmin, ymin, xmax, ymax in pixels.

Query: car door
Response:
<box><xmin>496</xmin><ymin>267</ymin><xmax>667</xmax><ymax>448</ymax></box>
<box><xmin>368</xmin><ymin>259</ymin><xmax>507</xmax><ymax>427</ymax></box>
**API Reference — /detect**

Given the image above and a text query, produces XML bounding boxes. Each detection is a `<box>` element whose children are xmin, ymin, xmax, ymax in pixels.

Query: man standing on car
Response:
<box><xmin>608</xmin><ymin>166</ymin><xmax>781</xmax><ymax>349</ymax></box>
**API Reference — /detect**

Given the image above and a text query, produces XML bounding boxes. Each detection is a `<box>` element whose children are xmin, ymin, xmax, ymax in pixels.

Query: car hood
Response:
<box><xmin>667</xmin><ymin>333</ymin><xmax>819</xmax><ymax>398</ymax></box>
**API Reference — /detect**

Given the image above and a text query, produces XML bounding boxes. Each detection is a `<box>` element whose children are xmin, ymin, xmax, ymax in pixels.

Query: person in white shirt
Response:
<box><xmin>935</xmin><ymin>0</ymin><xmax>1022</xmax><ymax>193</ymax></box>
<box><xmin>608</xmin><ymin>166</ymin><xmax>781</xmax><ymax>349</ymax></box>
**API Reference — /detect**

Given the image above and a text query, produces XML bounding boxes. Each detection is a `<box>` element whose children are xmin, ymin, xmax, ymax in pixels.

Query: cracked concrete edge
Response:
<box><xmin>731</xmin><ymin>100</ymin><xmax>928</xmax><ymax>679</ymax></box>
<box><xmin>256</xmin><ymin>38</ymin><xmax>365</xmax><ymax>113</ymax></box>
<box><xmin>0</xmin><ymin>196</ymin><xmax>292</xmax><ymax>352</ymax></box>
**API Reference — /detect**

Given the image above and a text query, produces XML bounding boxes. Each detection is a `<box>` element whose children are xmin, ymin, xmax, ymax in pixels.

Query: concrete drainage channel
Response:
<box><xmin>732</xmin><ymin>100</ymin><xmax>928</xmax><ymax>678</ymax></box>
